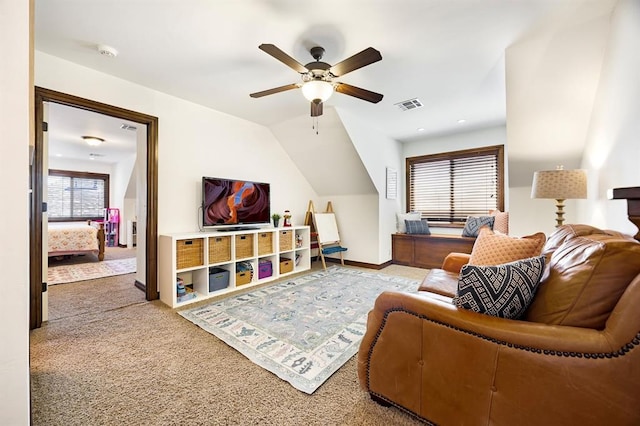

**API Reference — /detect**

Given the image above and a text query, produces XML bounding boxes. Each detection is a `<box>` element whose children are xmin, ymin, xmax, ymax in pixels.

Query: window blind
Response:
<box><xmin>48</xmin><ymin>170</ymin><xmax>109</xmax><ymax>221</ymax></box>
<box><xmin>408</xmin><ymin>146</ymin><xmax>503</xmax><ymax>224</ymax></box>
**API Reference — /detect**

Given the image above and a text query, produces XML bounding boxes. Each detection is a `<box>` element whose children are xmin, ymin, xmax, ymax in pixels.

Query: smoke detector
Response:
<box><xmin>97</xmin><ymin>44</ymin><xmax>118</xmax><ymax>57</ymax></box>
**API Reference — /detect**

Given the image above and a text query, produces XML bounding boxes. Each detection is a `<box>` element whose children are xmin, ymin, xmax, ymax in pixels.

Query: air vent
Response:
<box><xmin>120</xmin><ymin>124</ymin><xmax>137</xmax><ymax>131</ymax></box>
<box><xmin>395</xmin><ymin>98</ymin><xmax>423</xmax><ymax>111</ymax></box>
<box><xmin>89</xmin><ymin>153</ymin><xmax>105</xmax><ymax>158</ymax></box>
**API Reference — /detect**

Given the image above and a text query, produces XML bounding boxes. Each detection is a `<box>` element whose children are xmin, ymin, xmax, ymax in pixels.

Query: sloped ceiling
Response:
<box><xmin>506</xmin><ymin>0</ymin><xmax>615</xmax><ymax>186</ymax></box>
<box><xmin>270</xmin><ymin>107</ymin><xmax>377</xmax><ymax>196</ymax></box>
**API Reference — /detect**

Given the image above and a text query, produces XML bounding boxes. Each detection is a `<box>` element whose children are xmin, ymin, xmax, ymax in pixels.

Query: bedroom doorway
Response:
<box><xmin>30</xmin><ymin>87</ymin><xmax>159</xmax><ymax>329</ymax></box>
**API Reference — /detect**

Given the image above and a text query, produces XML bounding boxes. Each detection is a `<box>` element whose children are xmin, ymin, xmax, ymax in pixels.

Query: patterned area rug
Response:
<box><xmin>179</xmin><ymin>266</ymin><xmax>418</xmax><ymax>394</ymax></box>
<box><xmin>48</xmin><ymin>257</ymin><xmax>137</xmax><ymax>285</ymax></box>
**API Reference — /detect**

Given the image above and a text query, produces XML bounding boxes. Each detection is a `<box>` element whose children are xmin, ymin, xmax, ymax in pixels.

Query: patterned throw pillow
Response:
<box><xmin>489</xmin><ymin>209</ymin><xmax>509</xmax><ymax>235</ymax></box>
<box><xmin>405</xmin><ymin>219</ymin><xmax>431</xmax><ymax>235</ymax></box>
<box><xmin>453</xmin><ymin>256</ymin><xmax>546</xmax><ymax>319</ymax></box>
<box><xmin>396</xmin><ymin>212</ymin><xmax>421</xmax><ymax>233</ymax></box>
<box><xmin>462</xmin><ymin>216</ymin><xmax>495</xmax><ymax>237</ymax></box>
<box><xmin>469</xmin><ymin>227</ymin><xmax>546</xmax><ymax>266</ymax></box>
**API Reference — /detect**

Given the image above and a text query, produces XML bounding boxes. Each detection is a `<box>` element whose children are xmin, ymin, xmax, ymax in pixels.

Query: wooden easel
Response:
<box><xmin>304</xmin><ymin>201</ymin><xmax>319</xmax><ymax>261</ymax></box>
<box><xmin>305</xmin><ymin>201</ymin><xmax>347</xmax><ymax>269</ymax></box>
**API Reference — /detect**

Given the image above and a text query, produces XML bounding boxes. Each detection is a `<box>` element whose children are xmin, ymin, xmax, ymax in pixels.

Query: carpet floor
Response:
<box><xmin>30</xmin><ymin>262</ymin><xmax>429</xmax><ymax>425</ymax></box>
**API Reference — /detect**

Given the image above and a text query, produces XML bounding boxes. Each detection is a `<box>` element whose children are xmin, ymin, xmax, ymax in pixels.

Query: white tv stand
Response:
<box><xmin>159</xmin><ymin>226</ymin><xmax>310</xmax><ymax>308</ymax></box>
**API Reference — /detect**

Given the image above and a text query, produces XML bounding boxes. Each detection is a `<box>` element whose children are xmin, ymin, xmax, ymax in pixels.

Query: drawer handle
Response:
<box><xmin>184</xmin><ymin>240</ymin><xmax>193</xmax><ymax>245</ymax></box>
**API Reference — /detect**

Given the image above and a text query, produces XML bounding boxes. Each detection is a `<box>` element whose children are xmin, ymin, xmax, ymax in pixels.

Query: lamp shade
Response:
<box><xmin>301</xmin><ymin>80</ymin><xmax>333</xmax><ymax>103</ymax></box>
<box><xmin>531</xmin><ymin>169</ymin><xmax>587</xmax><ymax>199</ymax></box>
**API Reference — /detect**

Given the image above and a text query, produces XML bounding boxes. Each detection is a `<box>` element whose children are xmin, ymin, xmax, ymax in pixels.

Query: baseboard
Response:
<box><xmin>134</xmin><ymin>280</ymin><xmax>145</xmax><ymax>292</ymax></box>
<box><xmin>323</xmin><ymin>257</ymin><xmax>392</xmax><ymax>270</ymax></box>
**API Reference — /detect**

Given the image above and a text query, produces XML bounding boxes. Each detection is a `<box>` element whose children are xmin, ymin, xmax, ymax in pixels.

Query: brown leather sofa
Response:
<box><xmin>358</xmin><ymin>224</ymin><xmax>640</xmax><ymax>425</ymax></box>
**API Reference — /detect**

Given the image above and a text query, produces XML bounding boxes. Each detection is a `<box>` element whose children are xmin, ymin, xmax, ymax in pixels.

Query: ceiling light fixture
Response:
<box><xmin>301</xmin><ymin>80</ymin><xmax>334</xmax><ymax>104</ymax></box>
<box><xmin>82</xmin><ymin>136</ymin><xmax>105</xmax><ymax>146</ymax></box>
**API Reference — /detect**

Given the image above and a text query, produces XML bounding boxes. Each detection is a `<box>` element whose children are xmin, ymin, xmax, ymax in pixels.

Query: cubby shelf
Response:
<box><xmin>159</xmin><ymin>226</ymin><xmax>311</xmax><ymax>308</ymax></box>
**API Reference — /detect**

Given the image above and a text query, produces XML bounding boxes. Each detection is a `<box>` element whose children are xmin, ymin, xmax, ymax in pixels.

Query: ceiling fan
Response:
<box><xmin>250</xmin><ymin>44</ymin><xmax>383</xmax><ymax>117</ymax></box>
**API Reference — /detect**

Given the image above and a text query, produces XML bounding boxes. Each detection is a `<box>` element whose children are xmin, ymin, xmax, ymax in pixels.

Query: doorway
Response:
<box><xmin>30</xmin><ymin>87</ymin><xmax>159</xmax><ymax>329</ymax></box>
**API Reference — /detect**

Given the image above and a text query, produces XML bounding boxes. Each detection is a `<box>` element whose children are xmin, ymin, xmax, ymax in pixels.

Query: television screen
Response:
<box><xmin>202</xmin><ymin>177</ymin><xmax>270</xmax><ymax>228</ymax></box>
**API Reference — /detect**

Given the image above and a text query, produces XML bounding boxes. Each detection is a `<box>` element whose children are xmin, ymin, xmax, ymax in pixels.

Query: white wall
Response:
<box><xmin>0</xmin><ymin>0</ymin><xmax>31</xmax><ymax>423</ymax></box>
<box><xmin>509</xmin><ymin>186</ymin><xmax>581</xmax><ymax>236</ymax></box>
<box><xmin>580</xmin><ymin>0</ymin><xmax>640</xmax><ymax>236</ymax></box>
<box><xmin>111</xmin><ymin>153</ymin><xmax>136</xmax><ymax>243</ymax></box>
<box><xmin>48</xmin><ymin>157</ymin><xmax>113</xmax><ymax>175</ymax></box>
<box><xmin>402</xmin><ymin>126</ymin><xmax>508</xmax><ymax>235</ymax></box>
<box><xmin>338</xmin><ymin>108</ymin><xmax>404</xmax><ymax>263</ymax></box>
<box><xmin>317</xmin><ymin>194</ymin><xmax>380</xmax><ymax>264</ymax></box>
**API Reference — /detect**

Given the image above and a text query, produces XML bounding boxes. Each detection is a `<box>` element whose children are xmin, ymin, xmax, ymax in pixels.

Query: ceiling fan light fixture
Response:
<box><xmin>82</xmin><ymin>136</ymin><xmax>105</xmax><ymax>146</ymax></box>
<box><xmin>301</xmin><ymin>80</ymin><xmax>333</xmax><ymax>104</ymax></box>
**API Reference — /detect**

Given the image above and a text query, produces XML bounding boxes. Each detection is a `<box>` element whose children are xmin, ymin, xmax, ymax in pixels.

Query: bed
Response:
<box><xmin>48</xmin><ymin>221</ymin><xmax>106</xmax><ymax>261</ymax></box>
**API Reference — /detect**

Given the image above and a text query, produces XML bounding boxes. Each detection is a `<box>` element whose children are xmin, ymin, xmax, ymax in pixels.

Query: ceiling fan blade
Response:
<box><xmin>329</xmin><ymin>47</ymin><xmax>382</xmax><ymax>77</ymax></box>
<box><xmin>335</xmin><ymin>83</ymin><xmax>384</xmax><ymax>103</ymax></box>
<box><xmin>310</xmin><ymin>102</ymin><xmax>323</xmax><ymax>117</ymax></box>
<box><xmin>250</xmin><ymin>83</ymin><xmax>300</xmax><ymax>98</ymax></box>
<box><xmin>259</xmin><ymin>44</ymin><xmax>308</xmax><ymax>74</ymax></box>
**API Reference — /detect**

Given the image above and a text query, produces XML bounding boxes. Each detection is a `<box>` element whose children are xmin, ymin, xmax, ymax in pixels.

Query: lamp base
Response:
<box><xmin>555</xmin><ymin>199</ymin><xmax>566</xmax><ymax>227</ymax></box>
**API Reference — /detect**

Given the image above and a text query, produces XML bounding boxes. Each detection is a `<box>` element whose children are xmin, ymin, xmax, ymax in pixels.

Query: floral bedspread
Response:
<box><xmin>48</xmin><ymin>222</ymin><xmax>99</xmax><ymax>254</ymax></box>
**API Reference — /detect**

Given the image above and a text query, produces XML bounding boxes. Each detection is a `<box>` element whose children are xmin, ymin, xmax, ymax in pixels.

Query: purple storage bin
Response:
<box><xmin>258</xmin><ymin>260</ymin><xmax>272</xmax><ymax>279</ymax></box>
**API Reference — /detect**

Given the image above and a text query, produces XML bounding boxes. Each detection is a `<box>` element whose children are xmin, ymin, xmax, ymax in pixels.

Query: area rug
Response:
<box><xmin>48</xmin><ymin>257</ymin><xmax>136</xmax><ymax>285</ymax></box>
<box><xmin>179</xmin><ymin>266</ymin><xmax>419</xmax><ymax>394</ymax></box>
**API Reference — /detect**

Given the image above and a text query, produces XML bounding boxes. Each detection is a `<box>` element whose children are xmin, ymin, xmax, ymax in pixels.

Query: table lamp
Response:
<box><xmin>531</xmin><ymin>166</ymin><xmax>587</xmax><ymax>227</ymax></box>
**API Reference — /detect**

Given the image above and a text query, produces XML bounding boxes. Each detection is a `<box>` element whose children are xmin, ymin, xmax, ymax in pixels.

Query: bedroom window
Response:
<box><xmin>406</xmin><ymin>145</ymin><xmax>504</xmax><ymax>226</ymax></box>
<box><xmin>48</xmin><ymin>170</ymin><xmax>109</xmax><ymax>222</ymax></box>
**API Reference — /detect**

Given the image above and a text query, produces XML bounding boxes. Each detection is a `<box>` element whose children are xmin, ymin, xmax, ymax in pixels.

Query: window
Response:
<box><xmin>406</xmin><ymin>145</ymin><xmax>504</xmax><ymax>226</ymax></box>
<box><xmin>48</xmin><ymin>170</ymin><xmax>109</xmax><ymax>221</ymax></box>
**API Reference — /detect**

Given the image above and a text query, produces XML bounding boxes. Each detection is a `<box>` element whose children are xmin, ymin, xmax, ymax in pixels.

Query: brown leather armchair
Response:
<box><xmin>358</xmin><ymin>225</ymin><xmax>640</xmax><ymax>425</ymax></box>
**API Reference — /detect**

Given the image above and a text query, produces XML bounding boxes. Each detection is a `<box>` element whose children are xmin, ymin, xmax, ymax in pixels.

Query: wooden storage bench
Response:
<box><xmin>392</xmin><ymin>233</ymin><xmax>476</xmax><ymax>269</ymax></box>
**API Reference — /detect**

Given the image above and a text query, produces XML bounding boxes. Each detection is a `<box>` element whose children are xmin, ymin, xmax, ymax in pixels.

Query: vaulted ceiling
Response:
<box><xmin>35</xmin><ymin>0</ymin><xmax>616</xmax><ymax>184</ymax></box>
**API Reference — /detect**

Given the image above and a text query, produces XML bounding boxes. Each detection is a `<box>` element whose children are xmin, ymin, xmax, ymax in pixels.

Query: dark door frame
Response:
<box><xmin>30</xmin><ymin>87</ymin><xmax>159</xmax><ymax>329</ymax></box>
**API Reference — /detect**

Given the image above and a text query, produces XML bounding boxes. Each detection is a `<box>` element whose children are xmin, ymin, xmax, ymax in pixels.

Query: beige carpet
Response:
<box><xmin>30</xmin><ymin>262</ymin><xmax>429</xmax><ymax>425</ymax></box>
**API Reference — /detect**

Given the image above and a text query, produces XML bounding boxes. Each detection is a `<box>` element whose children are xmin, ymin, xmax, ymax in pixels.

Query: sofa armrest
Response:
<box><xmin>361</xmin><ymin>291</ymin><xmax>613</xmax><ymax>359</ymax></box>
<box><xmin>358</xmin><ymin>290</ymin><xmax>640</xmax><ymax>425</ymax></box>
<box><xmin>441</xmin><ymin>252</ymin><xmax>470</xmax><ymax>274</ymax></box>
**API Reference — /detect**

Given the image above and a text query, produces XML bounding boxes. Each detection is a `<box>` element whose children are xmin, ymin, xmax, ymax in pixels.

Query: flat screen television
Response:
<box><xmin>202</xmin><ymin>177</ymin><xmax>271</xmax><ymax>229</ymax></box>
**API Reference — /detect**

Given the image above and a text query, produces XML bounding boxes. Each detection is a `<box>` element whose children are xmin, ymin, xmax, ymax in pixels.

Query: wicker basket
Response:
<box><xmin>209</xmin><ymin>236</ymin><xmax>231</xmax><ymax>263</ymax></box>
<box><xmin>279</xmin><ymin>258</ymin><xmax>293</xmax><ymax>274</ymax></box>
<box><xmin>236</xmin><ymin>271</ymin><xmax>252</xmax><ymax>286</ymax></box>
<box><xmin>279</xmin><ymin>230</ymin><xmax>293</xmax><ymax>251</ymax></box>
<box><xmin>235</xmin><ymin>233</ymin><xmax>254</xmax><ymax>259</ymax></box>
<box><xmin>176</xmin><ymin>238</ymin><xmax>204</xmax><ymax>269</ymax></box>
<box><xmin>257</xmin><ymin>232</ymin><xmax>274</xmax><ymax>256</ymax></box>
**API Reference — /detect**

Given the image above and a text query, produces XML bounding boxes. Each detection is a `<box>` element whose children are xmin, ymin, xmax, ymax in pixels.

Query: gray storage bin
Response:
<box><xmin>209</xmin><ymin>267</ymin><xmax>230</xmax><ymax>292</ymax></box>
